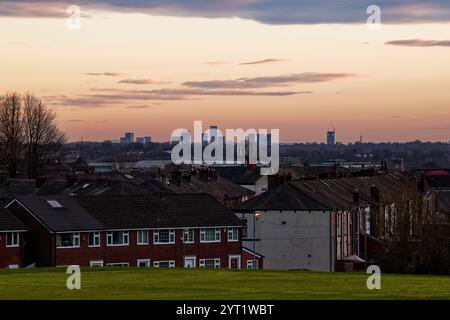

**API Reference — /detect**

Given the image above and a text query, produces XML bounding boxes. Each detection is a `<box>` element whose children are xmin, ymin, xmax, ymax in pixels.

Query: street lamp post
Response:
<box><xmin>253</xmin><ymin>211</ymin><xmax>262</xmax><ymax>269</ymax></box>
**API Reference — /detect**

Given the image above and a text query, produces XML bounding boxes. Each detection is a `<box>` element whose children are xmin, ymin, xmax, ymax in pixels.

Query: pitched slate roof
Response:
<box><xmin>278</xmin><ymin>165</ymin><xmax>350</xmax><ymax>180</ymax></box>
<box><xmin>332</xmin><ymin>174</ymin><xmax>414</xmax><ymax>204</ymax></box>
<box><xmin>33</xmin><ymin>177</ymin><xmax>154</xmax><ymax>196</ymax></box>
<box><xmin>0</xmin><ymin>207</ymin><xmax>27</xmax><ymax>232</ymax></box>
<box><xmin>11</xmin><ymin>196</ymin><xmax>104</xmax><ymax>232</ymax></box>
<box><xmin>235</xmin><ymin>183</ymin><xmax>330</xmax><ymax>212</ymax></box>
<box><xmin>293</xmin><ymin>180</ymin><xmax>364</xmax><ymax>210</ymax></box>
<box><xmin>425</xmin><ymin>174</ymin><xmax>450</xmax><ymax>190</ymax></box>
<box><xmin>77</xmin><ymin>194</ymin><xmax>244</xmax><ymax>229</ymax></box>
<box><xmin>213</xmin><ymin>166</ymin><xmax>262</xmax><ymax>185</ymax></box>
<box><xmin>166</xmin><ymin>176</ymin><xmax>253</xmax><ymax>200</ymax></box>
<box><xmin>0</xmin><ymin>198</ymin><xmax>13</xmax><ymax>208</ymax></box>
<box><xmin>235</xmin><ymin>173</ymin><xmax>414</xmax><ymax>212</ymax></box>
<box><xmin>0</xmin><ymin>179</ymin><xmax>37</xmax><ymax>197</ymax></box>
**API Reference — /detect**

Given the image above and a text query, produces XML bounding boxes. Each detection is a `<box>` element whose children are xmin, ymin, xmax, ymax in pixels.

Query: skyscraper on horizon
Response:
<box><xmin>327</xmin><ymin>129</ymin><xmax>335</xmax><ymax>146</ymax></box>
<box><xmin>120</xmin><ymin>132</ymin><xmax>134</xmax><ymax>144</ymax></box>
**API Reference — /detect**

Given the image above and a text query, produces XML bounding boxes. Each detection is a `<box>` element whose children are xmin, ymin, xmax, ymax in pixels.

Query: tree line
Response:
<box><xmin>373</xmin><ymin>187</ymin><xmax>450</xmax><ymax>275</ymax></box>
<box><xmin>0</xmin><ymin>92</ymin><xmax>66</xmax><ymax>179</ymax></box>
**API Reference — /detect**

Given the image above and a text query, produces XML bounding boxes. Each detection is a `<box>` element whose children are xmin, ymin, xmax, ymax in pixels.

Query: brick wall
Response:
<box><xmin>8</xmin><ymin>200</ymin><xmax>243</xmax><ymax>268</ymax></box>
<box><xmin>7</xmin><ymin>202</ymin><xmax>54</xmax><ymax>267</ymax></box>
<box><xmin>0</xmin><ymin>232</ymin><xmax>24</xmax><ymax>268</ymax></box>
<box><xmin>55</xmin><ymin>228</ymin><xmax>241</xmax><ymax>268</ymax></box>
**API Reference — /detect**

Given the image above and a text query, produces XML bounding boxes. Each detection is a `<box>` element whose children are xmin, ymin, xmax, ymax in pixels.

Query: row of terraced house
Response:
<box><xmin>0</xmin><ymin>194</ymin><xmax>263</xmax><ymax>269</ymax></box>
<box><xmin>2</xmin><ymin>170</ymin><xmax>436</xmax><ymax>272</ymax></box>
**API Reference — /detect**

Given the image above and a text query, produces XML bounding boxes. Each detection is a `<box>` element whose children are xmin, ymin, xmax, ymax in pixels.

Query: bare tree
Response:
<box><xmin>22</xmin><ymin>93</ymin><xmax>67</xmax><ymax>179</ymax></box>
<box><xmin>375</xmin><ymin>182</ymin><xmax>450</xmax><ymax>274</ymax></box>
<box><xmin>0</xmin><ymin>93</ymin><xmax>24</xmax><ymax>178</ymax></box>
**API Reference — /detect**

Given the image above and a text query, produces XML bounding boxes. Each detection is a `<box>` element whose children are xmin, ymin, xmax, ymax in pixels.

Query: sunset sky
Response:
<box><xmin>1</xmin><ymin>1</ymin><xmax>449</xmax><ymax>143</ymax></box>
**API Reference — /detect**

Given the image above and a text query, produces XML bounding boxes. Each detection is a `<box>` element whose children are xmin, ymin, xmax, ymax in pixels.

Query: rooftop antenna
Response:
<box><xmin>329</xmin><ymin>122</ymin><xmax>335</xmax><ymax>132</ymax></box>
<box><xmin>80</xmin><ymin>137</ymin><xmax>84</xmax><ymax>158</ymax></box>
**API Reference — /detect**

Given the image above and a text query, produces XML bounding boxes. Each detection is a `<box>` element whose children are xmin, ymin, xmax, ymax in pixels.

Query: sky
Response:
<box><xmin>1</xmin><ymin>0</ymin><xmax>449</xmax><ymax>143</ymax></box>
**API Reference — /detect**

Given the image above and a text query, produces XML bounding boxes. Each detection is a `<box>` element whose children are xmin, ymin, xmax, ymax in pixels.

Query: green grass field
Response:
<box><xmin>0</xmin><ymin>267</ymin><xmax>449</xmax><ymax>300</ymax></box>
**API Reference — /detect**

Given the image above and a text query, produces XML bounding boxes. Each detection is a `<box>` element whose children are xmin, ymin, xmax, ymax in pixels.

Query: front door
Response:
<box><xmin>229</xmin><ymin>255</ymin><xmax>241</xmax><ymax>269</ymax></box>
<box><xmin>184</xmin><ymin>256</ymin><xmax>196</xmax><ymax>268</ymax></box>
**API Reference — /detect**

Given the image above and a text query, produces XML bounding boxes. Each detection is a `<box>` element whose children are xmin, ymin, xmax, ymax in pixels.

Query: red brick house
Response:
<box><xmin>0</xmin><ymin>207</ymin><xmax>27</xmax><ymax>268</ymax></box>
<box><xmin>242</xmin><ymin>247</ymin><xmax>264</xmax><ymax>269</ymax></box>
<box><xmin>6</xmin><ymin>194</ymin><xmax>244</xmax><ymax>268</ymax></box>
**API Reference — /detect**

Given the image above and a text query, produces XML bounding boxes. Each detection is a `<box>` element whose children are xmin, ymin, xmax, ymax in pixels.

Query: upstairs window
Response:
<box><xmin>227</xmin><ymin>228</ymin><xmax>239</xmax><ymax>241</ymax></box>
<box><xmin>107</xmin><ymin>231</ymin><xmax>129</xmax><ymax>246</ymax></box>
<box><xmin>56</xmin><ymin>232</ymin><xmax>80</xmax><ymax>248</ymax></box>
<box><xmin>183</xmin><ymin>229</ymin><xmax>194</xmax><ymax>243</ymax></box>
<box><xmin>154</xmin><ymin>229</ymin><xmax>175</xmax><ymax>244</ymax></box>
<box><xmin>89</xmin><ymin>232</ymin><xmax>101</xmax><ymax>247</ymax></box>
<box><xmin>200</xmin><ymin>228</ymin><xmax>221</xmax><ymax>243</ymax></box>
<box><xmin>137</xmin><ymin>230</ymin><xmax>149</xmax><ymax>245</ymax></box>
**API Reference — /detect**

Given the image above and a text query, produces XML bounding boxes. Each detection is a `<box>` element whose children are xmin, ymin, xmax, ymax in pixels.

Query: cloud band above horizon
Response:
<box><xmin>1</xmin><ymin>0</ymin><xmax>450</xmax><ymax>24</ymax></box>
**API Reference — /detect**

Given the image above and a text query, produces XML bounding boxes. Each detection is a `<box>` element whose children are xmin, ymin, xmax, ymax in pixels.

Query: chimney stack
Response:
<box><xmin>353</xmin><ymin>188</ymin><xmax>360</xmax><ymax>204</ymax></box>
<box><xmin>370</xmin><ymin>185</ymin><xmax>380</xmax><ymax>202</ymax></box>
<box><xmin>170</xmin><ymin>170</ymin><xmax>182</xmax><ymax>186</ymax></box>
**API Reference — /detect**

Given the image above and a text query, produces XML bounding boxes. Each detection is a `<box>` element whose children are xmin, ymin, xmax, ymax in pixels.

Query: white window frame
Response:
<box><xmin>153</xmin><ymin>260</ymin><xmax>176</xmax><ymax>268</ymax></box>
<box><xmin>90</xmin><ymin>260</ymin><xmax>104</xmax><ymax>267</ymax></box>
<box><xmin>227</xmin><ymin>228</ymin><xmax>239</xmax><ymax>242</ymax></box>
<box><xmin>183</xmin><ymin>229</ymin><xmax>194</xmax><ymax>244</ymax></box>
<box><xmin>247</xmin><ymin>260</ymin><xmax>258</xmax><ymax>269</ymax></box>
<box><xmin>88</xmin><ymin>232</ymin><xmax>101</xmax><ymax>247</ymax></box>
<box><xmin>106</xmin><ymin>231</ymin><xmax>129</xmax><ymax>246</ymax></box>
<box><xmin>8</xmin><ymin>264</ymin><xmax>19</xmax><ymax>269</ymax></box>
<box><xmin>137</xmin><ymin>259</ymin><xmax>151</xmax><ymax>267</ymax></box>
<box><xmin>106</xmin><ymin>262</ymin><xmax>129</xmax><ymax>267</ymax></box>
<box><xmin>153</xmin><ymin>229</ymin><xmax>175</xmax><ymax>245</ymax></box>
<box><xmin>6</xmin><ymin>232</ymin><xmax>20</xmax><ymax>247</ymax></box>
<box><xmin>137</xmin><ymin>230</ymin><xmax>149</xmax><ymax>245</ymax></box>
<box><xmin>56</xmin><ymin>232</ymin><xmax>80</xmax><ymax>249</ymax></box>
<box><xmin>200</xmin><ymin>228</ymin><xmax>221</xmax><ymax>243</ymax></box>
<box><xmin>199</xmin><ymin>258</ymin><xmax>221</xmax><ymax>268</ymax></box>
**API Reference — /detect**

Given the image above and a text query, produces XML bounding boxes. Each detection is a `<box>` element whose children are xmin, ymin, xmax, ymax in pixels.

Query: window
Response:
<box><xmin>183</xmin><ymin>229</ymin><xmax>194</xmax><ymax>243</ymax></box>
<box><xmin>47</xmin><ymin>200</ymin><xmax>63</xmax><ymax>208</ymax></box>
<box><xmin>106</xmin><ymin>262</ymin><xmax>129</xmax><ymax>267</ymax></box>
<box><xmin>247</xmin><ymin>260</ymin><xmax>258</xmax><ymax>269</ymax></box>
<box><xmin>56</xmin><ymin>233</ymin><xmax>80</xmax><ymax>248</ymax></box>
<box><xmin>8</xmin><ymin>264</ymin><xmax>19</xmax><ymax>269</ymax></box>
<box><xmin>200</xmin><ymin>228</ymin><xmax>221</xmax><ymax>243</ymax></box>
<box><xmin>154</xmin><ymin>229</ymin><xmax>175</xmax><ymax>244</ymax></box>
<box><xmin>137</xmin><ymin>259</ymin><xmax>150</xmax><ymax>267</ymax></box>
<box><xmin>90</xmin><ymin>260</ymin><xmax>104</xmax><ymax>267</ymax></box>
<box><xmin>107</xmin><ymin>231</ymin><xmax>129</xmax><ymax>246</ymax></box>
<box><xmin>154</xmin><ymin>260</ymin><xmax>175</xmax><ymax>268</ymax></box>
<box><xmin>89</xmin><ymin>232</ymin><xmax>100</xmax><ymax>247</ymax></box>
<box><xmin>137</xmin><ymin>230</ymin><xmax>149</xmax><ymax>245</ymax></box>
<box><xmin>227</xmin><ymin>228</ymin><xmax>239</xmax><ymax>241</ymax></box>
<box><xmin>6</xmin><ymin>232</ymin><xmax>19</xmax><ymax>247</ymax></box>
<box><xmin>199</xmin><ymin>259</ymin><xmax>220</xmax><ymax>268</ymax></box>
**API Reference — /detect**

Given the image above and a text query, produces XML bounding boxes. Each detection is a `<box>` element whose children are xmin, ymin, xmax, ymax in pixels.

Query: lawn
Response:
<box><xmin>0</xmin><ymin>267</ymin><xmax>449</xmax><ymax>300</ymax></box>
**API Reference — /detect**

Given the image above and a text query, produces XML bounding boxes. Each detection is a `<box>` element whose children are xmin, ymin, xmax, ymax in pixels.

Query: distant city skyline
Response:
<box><xmin>1</xmin><ymin>1</ymin><xmax>449</xmax><ymax>143</ymax></box>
